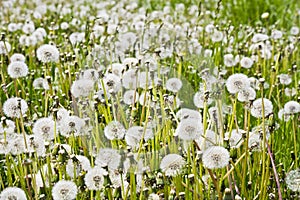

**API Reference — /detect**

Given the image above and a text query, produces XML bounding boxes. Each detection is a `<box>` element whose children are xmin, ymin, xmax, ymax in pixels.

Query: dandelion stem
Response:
<box><xmin>266</xmin><ymin>141</ymin><xmax>282</xmax><ymax>200</ymax></box>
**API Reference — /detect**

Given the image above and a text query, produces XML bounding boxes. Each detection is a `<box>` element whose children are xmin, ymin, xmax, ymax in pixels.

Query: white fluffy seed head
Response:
<box><xmin>160</xmin><ymin>154</ymin><xmax>185</xmax><ymax>176</ymax></box>
<box><xmin>71</xmin><ymin>79</ymin><xmax>94</xmax><ymax>98</ymax></box>
<box><xmin>202</xmin><ymin>146</ymin><xmax>230</xmax><ymax>169</ymax></box>
<box><xmin>52</xmin><ymin>180</ymin><xmax>78</xmax><ymax>200</ymax></box>
<box><xmin>250</xmin><ymin>98</ymin><xmax>273</xmax><ymax>118</ymax></box>
<box><xmin>104</xmin><ymin>121</ymin><xmax>126</xmax><ymax>140</ymax></box>
<box><xmin>0</xmin><ymin>187</ymin><xmax>27</xmax><ymax>200</ymax></box>
<box><xmin>3</xmin><ymin>97</ymin><xmax>28</xmax><ymax>118</ymax></box>
<box><xmin>7</xmin><ymin>61</ymin><xmax>29</xmax><ymax>78</ymax></box>
<box><xmin>226</xmin><ymin>73</ymin><xmax>250</xmax><ymax>94</ymax></box>
<box><xmin>36</xmin><ymin>44</ymin><xmax>60</xmax><ymax>63</ymax></box>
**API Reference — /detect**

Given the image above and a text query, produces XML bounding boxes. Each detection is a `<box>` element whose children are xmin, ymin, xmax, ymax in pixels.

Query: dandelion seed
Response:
<box><xmin>226</xmin><ymin>73</ymin><xmax>250</xmax><ymax>94</ymax></box>
<box><xmin>102</xmin><ymin>73</ymin><xmax>122</xmax><ymax>93</ymax></box>
<box><xmin>95</xmin><ymin>148</ymin><xmax>121</xmax><ymax>170</ymax></box>
<box><xmin>7</xmin><ymin>61</ymin><xmax>29</xmax><ymax>78</ymax></box>
<box><xmin>290</xmin><ymin>26</ymin><xmax>299</xmax><ymax>35</ymax></box>
<box><xmin>211</xmin><ymin>30</ymin><xmax>223</xmax><ymax>42</ymax></box>
<box><xmin>278</xmin><ymin>108</ymin><xmax>291</xmax><ymax>122</ymax></box>
<box><xmin>202</xmin><ymin>146</ymin><xmax>230</xmax><ymax>169</ymax></box>
<box><xmin>27</xmin><ymin>135</ymin><xmax>46</xmax><ymax>157</ymax></box>
<box><xmin>10</xmin><ymin>53</ymin><xmax>26</xmax><ymax>62</ymax></box>
<box><xmin>33</xmin><ymin>117</ymin><xmax>55</xmax><ymax>141</ymax></box>
<box><xmin>284</xmin><ymin>101</ymin><xmax>300</xmax><ymax>114</ymax></box>
<box><xmin>193</xmin><ymin>91</ymin><xmax>213</xmax><ymax>108</ymax></box>
<box><xmin>33</xmin><ymin>77</ymin><xmax>50</xmax><ymax>90</ymax></box>
<box><xmin>195</xmin><ymin>130</ymin><xmax>219</xmax><ymax>150</ymax></box>
<box><xmin>240</xmin><ymin>57</ymin><xmax>254</xmax><ymax>69</ymax></box>
<box><xmin>160</xmin><ymin>154</ymin><xmax>185</xmax><ymax>176</ymax></box>
<box><xmin>66</xmin><ymin>155</ymin><xmax>91</xmax><ymax>178</ymax></box>
<box><xmin>0</xmin><ymin>187</ymin><xmax>27</xmax><ymax>200</ymax></box>
<box><xmin>52</xmin><ymin>180</ymin><xmax>78</xmax><ymax>200</ymax></box>
<box><xmin>71</xmin><ymin>79</ymin><xmax>94</xmax><ymax>98</ymax></box>
<box><xmin>175</xmin><ymin>119</ymin><xmax>203</xmax><ymax>141</ymax></box>
<box><xmin>237</xmin><ymin>87</ymin><xmax>256</xmax><ymax>102</ymax></box>
<box><xmin>0</xmin><ymin>119</ymin><xmax>15</xmax><ymax>135</ymax></box>
<box><xmin>122</xmin><ymin>69</ymin><xmax>139</xmax><ymax>89</ymax></box>
<box><xmin>36</xmin><ymin>44</ymin><xmax>60</xmax><ymax>63</ymax></box>
<box><xmin>285</xmin><ymin>168</ymin><xmax>300</xmax><ymax>192</ymax></box>
<box><xmin>225</xmin><ymin>129</ymin><xmax>245</xmax><ymax>148</ymax></box>
<box><xmin>278</xmin><ymin>74</ymin><xmax>292</xmax><ymax>85</ymax></box>
<box><xmin>166</xmin><ymin>78</ymin><xmax>183</xmax><ymax>93</ymax></box>
<box><xmin>59</xmin><ymin>115</ymin><xmax>85</xmax><ymax>137</ymax></box>
<box><xmin>9</xmin><ymin>135</ymin><xmax>26</xmax><ymax>155</ymax></box>
<box><xmin>80</xmin><ymin>69</ymin><xmax>99</xmax><ymax>82</ymax></box>
<box><xmin>123</xmin><ymin>90</ymin><xmax>139</xmax><ymax>105</ymax></box>
<box><xmin>224</xmin><ymin>54</ymin><xmax>237</xmax><ymax>67</ymax></box>
<box><xmin>176</xmin><ymin>108</ymin><xmax>202</xmax><ymax>121</ymax></box>
<box><xmin>84</xmin><ymin>166</ymin><xmax>107</xmax><ymax>190</ymax></box>
<box><xmin>250</xmin><ymin>98</ymin><xmax>273</xmax><ymax>118</ymax></box>
<box><xmin>0</xmin><ymin>41</ymin><xmax>11</xmax><ymax>54</ymax></box>
<box><xmin>125</xmin><ymin>126</ymin><xmax>154</xmax><ymax>148</ymax></box>
<box><xmin>3</xmin><ymin>97</ymin><xmax>28</xmax><ymax>118</ymax></box>
<box><xmin>104</xmin><ymin>121</ymin><xmax>126</xmax><ymax>140</ymax></box>
<box><xmin>251</xmin><ymin>33</ymin><xmax>269</xmax><ymax>43</ymax></box>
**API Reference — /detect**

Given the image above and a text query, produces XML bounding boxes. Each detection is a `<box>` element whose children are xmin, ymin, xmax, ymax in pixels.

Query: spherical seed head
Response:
<box><xmin>202</xmin><ymin>146</ymin><xmax>230</xmax><ymax>169</ymax></box>
<box><xmin>36</xmin><ymin>44</ymin><xmax>60</xmax><ymax>63</ymax></box>
<box><xmin>52</xmin><ymin>180</ymin><xmax>78</xmax><ymax>200</ymax></box>
<box><xmin>160</xmin><ymin>154</ymin><xmax>185</xmax><ymax>176</ymax></box>
<box><xmin>3</xmin><ymin>97</ymin><xmax>28</xmax><ymax>118</ymax></box>
<box><xmin>0</xmin><ymin>187</ymin><xmax>27</xmax><ymax>200</ymax></box>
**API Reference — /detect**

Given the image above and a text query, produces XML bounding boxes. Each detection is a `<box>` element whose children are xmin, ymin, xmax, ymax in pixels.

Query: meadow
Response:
<box><xmin>0</xmin><ymin>0</ymin><xmax>299</xmax><ymax>199</ymax></box>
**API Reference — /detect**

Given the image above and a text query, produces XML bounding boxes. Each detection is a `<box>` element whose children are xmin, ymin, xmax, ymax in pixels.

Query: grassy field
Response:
<box><xmin>0</xmin><ymin>0</ymin><xmax>299</xmax><ymax>199</ymax></box>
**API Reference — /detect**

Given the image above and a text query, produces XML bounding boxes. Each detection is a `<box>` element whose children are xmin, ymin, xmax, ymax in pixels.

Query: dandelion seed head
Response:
<box><xmin>226</xmin><ymin>73</ymin><xmax>250</xmax><ymax>94</ymax></box>
<box><xmin>7</xmin><ymin>61</ymin><xmax>29</xmax><ymax>78</ymax></box>
<box><xmin>9</xmin><ymin>135</ymin><xmax>26</xmax><ymax>155</ymax></box>
<box><xmin>240</xmin><ymin>57</ymin><xmax>254</xmax><ymax>69</ymax></box>
<box><xmin>125</xmin><ymin>126</ymin><xmax>153</xmax><ymax>148</ymax></box>
<box><xmin>59</xmin><ymin>116</ymin><xmax>85</xmax><ymax>137</ymax></box>
<box><xmin>250</xmin><ymin>98</ymin><xmax>273</xmax><ymax>118</ymax></box>
<box><xmin>36</xmin><ymin>44</ymin><xmax>59</xmax><ymax>63</ymax></box>
<box><xmin>3</xmin><ymin>97</ymin><xmax>28</xmax><ymax>118</ymax></box>
<box><xmin>71</xmin><ymin>79</ymin><xmax>94</xmax><ymax>98</ymax></box>
<box><xmin>202</xmin><ymin>146</ymin><xmax>230</xmax><ymax>169</ymax></box>
<box><xmin>278</xmin><ymin>74</ymin><xmax>292</xmax><ymax>85</ymax></box>
<box><xmin>123</xmin><ymin>90</ymin><xmax>139</xmax><ymax>105</ymax></box>
<box><xmin>160</xmin><ymin>154</ymin><xmax>185</xmax><ymax>176</ymax></box>
<box><xmin>104</xmin><ymin>121</ymin><xmax>126</xmax><ymax>140</ymax></box>
<box><xmin>33</xmin><ymin>117</ymin><xmax>55</xmax><ymax>141</ymax></box>
<box><xmin>102</xmin><ymin>73</ymin><xmax>122</xmax><ymax>93</ymax></box>
<box><xmin>52</xmin><ymin>180</ymin><xmax>78</xmax><ymax>200</ymax></box>
<box><xmin>176</xmin><ymin>108</ymin><xmax>202</xmax><ymax>121</ymax></box>
<box><xmin>10</xmin><ymin>53</ymin><xmax>26</xmax><ymax>63</ymax></box>
<box><xmin>284</xmin><ymin>101</ymin><xmax>300</xmax><ymax>114</ymax></box>
<box><xmin>166</xmin><ymin>78</ymin><xmax>183</xmax><ymax>93</ymax></box>
<box><xmin>285</xmin><ymin>169</ymin><xmax>300</xmax><ymax>192</ymax></box>
<box><xmin>237</xmin><ymin>87</ymin><xmax>256</xmax><ymax>102</ymax></box>
<box><xmin>66</xmin><ymin>155</ymin><xmax>91</xmax><ymax>178</ymax></box>
<box><xmin>195</xmin><ymin>130</ymin><xmax>219</xmax><ymax>150</ymax></box>
<box><xmin>225</xmin><ymin>129</ymin><xmax>244</xmax><ymax>148</ymax></box>
<box><xmin>27</xmin><ymin>135</ymin><xmax>46</xmax><ymax>157</ymax></box>
<box><xmin>0</xmin><ymin>119</ymin><xmax>15</xmax><ymax>135</ymax></box>
<box><xmin>175</xmin><ymin>119</ymin><xmax>203</xmax><ymax>140</ymax></box>
<box><xmin>84</xmin><ymin>166</ymin><xmax>107</xmax><ymax>190</ymax></box>
<box><xmin>33</xmin><ymin>77</ymin><xmax>50</xmax><ymax>90</ymax></box>
<box><xmin>0</xmin><ymin>187</ymin><xmax>27</xmax><ymax>200</ymax></box>
<box><xmin>0</xmin><ymin>41</ymin><xmax>11</xmax><ymax>54</ymax></box>
<box><xmin>95</xmin><ymin>148</ymin><xmax>121</xmax><ymax>170</ymax></box>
